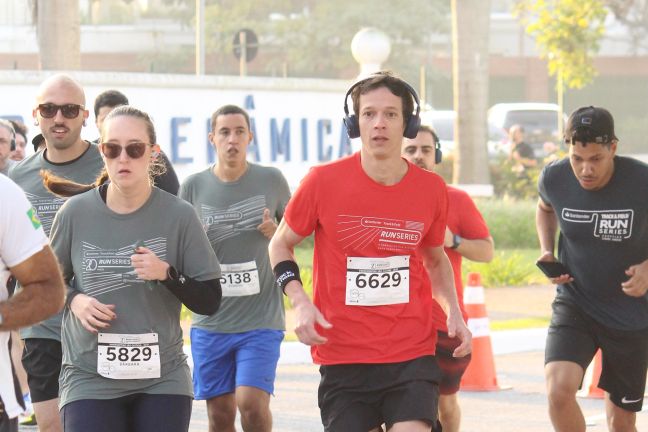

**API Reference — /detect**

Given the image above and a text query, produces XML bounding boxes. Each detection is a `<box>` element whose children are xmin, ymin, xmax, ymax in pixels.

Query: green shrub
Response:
<box><xmin>474</xmin><ymin>198</ymin><xmax>539</xmax><ymax>249</ymax></box>
<box><xmin>463</xmin><ymin>250</ymin><xmax>545</xmax><ymax>287</ymax></box>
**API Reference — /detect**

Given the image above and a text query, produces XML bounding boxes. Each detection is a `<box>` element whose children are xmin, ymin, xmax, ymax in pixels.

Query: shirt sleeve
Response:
<box><xmin>49</xmin><ymin>201</ymin><xmax>74</xmax><ymax>283</ymax></box>
<box><xmin>274</xmin><ymin>169</ymin><xmax>292</xmax><ymax>222</ymax></box>
<box><xmin>420</xmin><ymin>175</ymin><xmax>448</xmax><ymax>248</ymax></box>
<box><xmin>538</xmin><ymin>165</ymin><xmax>551</xmax><ymax>206</ymax></box>
<box><xmin>176</xmin><ymin>203</ymin><xmax>221</xmax><ymax>281</ymax></box>
<box><xmin>283</xmin><ymin>167</ymin><xmax>320</xmax><ymax>237</ymax></box>
<box><xmin>456</xmin><ymin>191</ymin><xmax>490</xmax><ymax>239</ymax></box>
<box><xmin>0</xmin><ymin>177</ymin><xmax>48</xmax><ymax>268</ymax></box>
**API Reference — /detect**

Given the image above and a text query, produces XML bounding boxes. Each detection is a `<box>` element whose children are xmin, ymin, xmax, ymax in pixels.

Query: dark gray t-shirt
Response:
<box><xmin>180</xmin><ymin>163</ymin><xmax>291</xmax><ymax>333</ymax></box>
<box><xmin>49</xmin><ymin>187</ymin><xmax>221</xmax><ymax>406</ymax></box>
<box><xmin>539</xmin><ymin>156</ymin><xmax>648</xmax><ymax>330</ymax></box>
<box><xmin>9</xmin><ymin>144</ymin><xmax>104</xmax><ymax>340</ymax></box>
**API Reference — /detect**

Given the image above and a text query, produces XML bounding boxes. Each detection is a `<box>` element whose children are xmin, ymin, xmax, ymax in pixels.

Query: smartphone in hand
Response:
<box><xmin>536</xmin><ymin>260</ymin><xmax>570</xmax><ymax>278</ymax></box>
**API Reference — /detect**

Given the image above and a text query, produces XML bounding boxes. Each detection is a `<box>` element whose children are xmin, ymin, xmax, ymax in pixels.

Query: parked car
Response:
<box><xmin>487</xmin><ymin>102</ymin><xmax>566</xmax><ymax>158</ymax></box>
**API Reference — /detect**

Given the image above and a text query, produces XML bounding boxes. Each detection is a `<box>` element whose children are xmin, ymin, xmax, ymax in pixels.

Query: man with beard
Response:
<box><xmin>9</xmin><ymin>74</ymin><xmax>104</xmax><ymax>432</ymax></box>
<box><xmin>402</xmin><ymin>124</ymin><xmax>493</xmax><ymax>432</ymax></box>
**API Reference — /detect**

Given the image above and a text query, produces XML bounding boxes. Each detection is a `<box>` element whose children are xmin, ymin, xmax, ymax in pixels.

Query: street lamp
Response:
<box><xmin>351</xmin><ymin>28</ymin><xmax>391</xmax><ymax>78</ymax></box>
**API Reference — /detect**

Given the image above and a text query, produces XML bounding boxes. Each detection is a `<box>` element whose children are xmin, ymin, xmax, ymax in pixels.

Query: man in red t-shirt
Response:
<box><xmin>269</xmin><ymin>71</ymin><xmax>471</xmax><ymax>432</ymax></box>
<box><xmin>403</xmin><ymin>125</ymin><xmax>494</xmax><ymax>432</ymax></box>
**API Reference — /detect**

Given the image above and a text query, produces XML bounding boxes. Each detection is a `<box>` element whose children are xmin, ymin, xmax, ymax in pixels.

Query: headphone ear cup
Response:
<box><xmin>344</xmin><ymin>114</ymin><xmax>360</xmax><ymax>139</ymax></box>
<box><xmin>403</xmin><ymin>114</ymin><xmax>421</xmax><ymax>139</ymax></box>
<box><xmin>435</xmin><ymin>147</ymin><xmax>442</xmax><ymax>164</ymax></box>
<box><xmin>10</xmin><ymin>137</ymin><xmax>15</xmax><ymax>152</ymax></box>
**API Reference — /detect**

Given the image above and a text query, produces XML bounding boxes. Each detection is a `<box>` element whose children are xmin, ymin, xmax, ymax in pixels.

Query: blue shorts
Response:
<box><xmin>190</xmin><ymin>328</ymin><xmax>284</xmax><ymax>400</ymax></box>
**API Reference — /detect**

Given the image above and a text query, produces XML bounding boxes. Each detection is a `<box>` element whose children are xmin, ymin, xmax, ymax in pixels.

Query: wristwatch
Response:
<box><xmin>450</xmin><ymin>234</ymin><xmax>462</xmax><ymax>250</ymax></box>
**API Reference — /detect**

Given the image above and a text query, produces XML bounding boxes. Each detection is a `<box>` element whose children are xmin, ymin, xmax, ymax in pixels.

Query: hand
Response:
<box><xmin>257</xmin><ymin>208</ymin><xmax>277</xmax><ymax>239</ymax></box>
<box><xmin>537</xmin><ymin>251</ymin><xmax>573</xmax><ymax>285</ymax></box>
<box><xmin>622</xmin><ymin>260</ymin><xmax>648</xmax><ymax>297</ymax></box>
<box><xmin>131</xmin><ymin>246</ymin><xmax>169</xmax><ymax>281</ymax></box>
<box><xmin>292</xmin><ymin>297</ymin><xmax>332</xmax><ymax>346</ymax></box>
<box><xmin>70</xmin><ymin>294</ymin><xmax>116</xmax><ymax>333</ymax></box>
<box><xmin>446</xmin><ymin>312</ymin><xmax>472</xmax><ymax>357</ymax></box>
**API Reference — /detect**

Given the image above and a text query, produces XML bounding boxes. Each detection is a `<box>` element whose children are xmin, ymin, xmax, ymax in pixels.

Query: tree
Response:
<box><xmin>606</xmin><ymin>0</ymin><xmax>648</xmax><ymax>54</ymax></box>
<box><xmin>451</xmin><ymin>0</ymin><xmax>491</xmax><ymax>185</ymax></box>
<box><xmin>513</xmin><ymin>0</ymin><xmax>607</xmax><ymax>136</ymax></box>
<box><xmin>31</xmin><ymin>0</ymin><xmax>81</xmax><ymax>70</ymax></box>
<box><xmin>201</xmin><ymin>0</ymin><xmax>450</xmax><ymax>79</ymax></box>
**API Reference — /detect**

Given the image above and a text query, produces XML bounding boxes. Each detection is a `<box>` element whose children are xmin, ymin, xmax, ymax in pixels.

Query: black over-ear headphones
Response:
<box><xmin>430</xmin><ymin>129</ymin><xmax>442</xmax><ymax>164</ymax></box>
<box><xmin>343</xmin><ymin>75</ymin><xmax>421</xmax><ymax>139</ymax></box>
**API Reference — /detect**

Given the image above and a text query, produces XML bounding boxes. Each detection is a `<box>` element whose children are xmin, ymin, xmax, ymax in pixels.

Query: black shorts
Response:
<box><xmin>545</xmin><ymin>299</ymin><xmax>648</xmax><ymax>412</ymax></box>
<box><xmin>318</xmin><ymin>355</ymin><xmax>442</xmax><ymax>432</ymax></box>
<box><xmin>21</xmin><ymin>338</ymin><xmax>62</xmax><ymax>403</ymax></box>
<box><xmin>436</xmin><ymin>331</ymin><xmax>471</xmax><ymax>395</ymax></box>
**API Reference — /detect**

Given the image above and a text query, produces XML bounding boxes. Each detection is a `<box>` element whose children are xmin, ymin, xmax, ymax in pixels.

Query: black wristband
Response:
<box><xmin>273</xmin><ymin>260</ymin><xmax>302</xmax><ymax>295</ymax></box>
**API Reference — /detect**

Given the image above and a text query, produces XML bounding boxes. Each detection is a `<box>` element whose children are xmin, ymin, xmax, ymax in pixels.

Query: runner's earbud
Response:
<box><xmin>343</xmin><ymin>75</ymin><xmax>421</xmax><ymax>139</ymax></box>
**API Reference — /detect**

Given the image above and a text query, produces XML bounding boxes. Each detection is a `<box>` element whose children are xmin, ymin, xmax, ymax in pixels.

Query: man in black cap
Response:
<box><xmin>536</xmin><ymin>106</ymin><xmax>648</xmax><ymax>432</ymax></box>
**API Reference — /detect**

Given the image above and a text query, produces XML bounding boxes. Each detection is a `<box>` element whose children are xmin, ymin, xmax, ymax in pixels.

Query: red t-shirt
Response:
<box><xmin>432</xmin><ymin>186</ymin><xmax>490</xmax><ymax>332</ymax></box>
<box><xmin>284</xmin><ymin>152</ymin><xmax>448</xmax><ymax>365</ymax></box>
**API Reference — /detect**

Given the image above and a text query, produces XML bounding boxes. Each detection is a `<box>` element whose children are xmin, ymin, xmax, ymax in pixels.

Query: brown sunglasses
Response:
<box><xmin>100</xmin><ymin>142</ymin><xmax>150</xmax><ymax>159</ymax></box>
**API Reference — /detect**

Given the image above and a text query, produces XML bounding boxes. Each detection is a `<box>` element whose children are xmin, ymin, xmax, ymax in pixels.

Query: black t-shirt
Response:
<box><xmin>539</xmin><ymin>156</ymin><xmax>648</xmax><ymax>330</ymax></box>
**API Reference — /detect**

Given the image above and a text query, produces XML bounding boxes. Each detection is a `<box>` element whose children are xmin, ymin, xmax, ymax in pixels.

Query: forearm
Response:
<box><xmin>161</xmin><ymin>275</ymin><xmax>222</xmax><ymax>315</ymax></box>
<box><xmin>0</xmin><ymin>280</ymin><xmax>64</xmax><ymax>330</ymax></box>
<box><xmin>455</xmin><ymin>237</ymin><xmax>494</xmax><ymax>263</ymax></box>
<box><xmin>425</xmin><ymin>251</ymin><xmax>460</xmax><ymax>317</ymax></box>
<box><xmin>536</xmin><ymin>201</ymin><xmax>558</xmax><ymax>255</ymax></box>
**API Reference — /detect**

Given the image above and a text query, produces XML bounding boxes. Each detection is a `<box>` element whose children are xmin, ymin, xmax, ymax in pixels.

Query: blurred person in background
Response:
<box><xmin>508</xmin><ymin>124</ymin><xmax>537</xmax><ymax>177</ymax></box>
<box><xmin>8</xmin><ymin>121</ymin><xmax>27</xmax><ymax>162</ymax></box>
<box><xmin>0</xmin><ymin>120</ymin><xmax>16</xmax><ymax>176</ymax></box>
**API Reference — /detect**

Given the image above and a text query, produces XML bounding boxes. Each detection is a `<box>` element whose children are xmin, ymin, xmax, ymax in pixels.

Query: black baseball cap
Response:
<box><xmin>564</xmin><ymin>106</ymin><xmax>617</xmax><ymax>145</ymax></box>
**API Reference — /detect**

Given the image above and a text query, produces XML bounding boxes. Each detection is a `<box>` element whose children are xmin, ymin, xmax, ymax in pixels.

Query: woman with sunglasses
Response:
<box><xmin>44</xmin><ymin>105</ymin><xmax>222</xmax><ymax>432</ymax></box>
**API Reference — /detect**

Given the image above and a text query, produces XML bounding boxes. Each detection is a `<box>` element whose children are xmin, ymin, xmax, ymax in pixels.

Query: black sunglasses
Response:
<box><xmin>37</xmin><ymin>103</ymin><xmax>84</xmax><ymax>119</ymax></box>
<box><xmin>101</xmin><ymin>142</ymin><xmax>149</xmax><ymax>159</ymax></box>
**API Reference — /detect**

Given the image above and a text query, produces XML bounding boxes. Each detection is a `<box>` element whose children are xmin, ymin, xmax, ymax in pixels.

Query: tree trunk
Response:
<box><xmin>451</xmin><ymin>0</ymin><xmax>491</xmax><ymax>185</ymax></box>
<box><xmin>36</xmin><ymin>0</ymin><xmax>81</xmax><ymax>70</ymax></box>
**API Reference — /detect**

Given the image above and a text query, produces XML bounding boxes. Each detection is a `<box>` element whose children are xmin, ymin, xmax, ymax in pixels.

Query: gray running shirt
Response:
<box><xmin>49</xmin><ymin>187</ymin><xmax>221</xmax><ymax>406</ymax></box>
<box><xmin>9</xmin><ymin>144</ymin><xmax>104</xmax><ymax>340</ymax></box>
<box><xmin>180</xmin><ymin>163</ymin><xmax>290</xmax><ymax>333</ymax></box>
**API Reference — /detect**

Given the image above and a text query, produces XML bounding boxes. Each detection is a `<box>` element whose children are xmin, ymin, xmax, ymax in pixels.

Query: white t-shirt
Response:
<box><xmin>0</xmin><ymin>174</ymin><xmax>48</xmax><ymax>297</ymax></box>
<box><xmin>0</xmin><ymin>173</ymin><xmax>47</xmax><ymax>418</ymax></box>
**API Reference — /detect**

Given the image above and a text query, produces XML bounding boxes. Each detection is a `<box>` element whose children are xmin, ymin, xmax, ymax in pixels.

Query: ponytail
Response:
<box><xmin>41</xmin><ymin>168</ymin><xmax>109</xmax><ymax>198</ymax></box>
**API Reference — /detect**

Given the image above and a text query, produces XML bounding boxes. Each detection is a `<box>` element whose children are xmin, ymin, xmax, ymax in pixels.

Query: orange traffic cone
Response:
<box><xmin>460</xmin><ymin>272</ymin><xmax>503</xmax><ymax>391</ymax></box>
<box><xmin>577</xmin><ymin>349</ymin><xmax>604</xmax><ymax>399</ymax></box>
